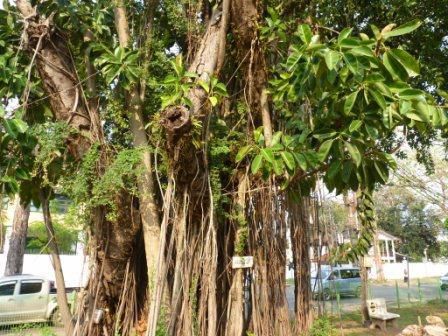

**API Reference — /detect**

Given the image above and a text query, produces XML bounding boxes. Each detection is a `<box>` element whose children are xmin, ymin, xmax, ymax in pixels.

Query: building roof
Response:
<box><xmin>377</xmin><ymin>229</ymin><xmax>400</xmax><ymax>241</ymax></box>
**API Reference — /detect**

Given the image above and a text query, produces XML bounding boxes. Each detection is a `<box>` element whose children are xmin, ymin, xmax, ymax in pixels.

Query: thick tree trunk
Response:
<box><xmin>40</xmin><ymin>191</ymin><xmax>73</xmax><ymax>335</ymax></box>
<box><xmin>112</xmin><ymin>4</ymin><xmax>163</xmax><ymax>334</ymax></box>
<box><xmin>160</xmin><ymin>1</ymin><xmax>230</xmax><ymax>335</ymax></box>
<box><xmin>16</xmin><ymin>3</ymin><xmax>142</xmax><ymax>335</ymax></box>
<box><xmin>4</xmin><ymin>197</ymin><xmax>30</xmax><ymax>276</ymax></box>
<box><xmin>225</xmin><ymin>173</ymin><xmax>248</xmax><ymax>336</ymax></box>
<box><xmin>289</xmin><ymin>196</ymin><xmax>313</xmax><ymax>332</ymax></box>
<box><xmin>16</xmin><ymin>0</ymin><xmax>92</xmax><ymax>159</ymax></box>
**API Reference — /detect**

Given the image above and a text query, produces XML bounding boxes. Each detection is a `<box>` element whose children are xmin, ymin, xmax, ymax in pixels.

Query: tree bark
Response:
<box><xmin>345</xmin><ymin>191</ymin><xmax>370</xmax><ymax>324</ymax></box>
<box><xmin>4</xmin><ymin>197</ymin><xmax>30</xmax><ymax>276</ymax></box>
<box><xmin>289</xmin><ymin>196</ymin><xmax>313</xmax><ymax>332</ymax></box>
<box><xmin>225</xmin><ymin>173</ymin><xmax>248</xmax><ymax>336</ymax></box>
<box><xmin>112</xmin><ymin>4</ymin><xmax>163</xmax><ymax>334</ymax></box>
<box><xmin>15</xmin><ymin>0</ymin><xmax>92</xmax><ymax>159</ymax></box>
<box><xmin>40</xmin><ymin>191</ymin><xmax>73</xmax><ymax>336</ymax></box>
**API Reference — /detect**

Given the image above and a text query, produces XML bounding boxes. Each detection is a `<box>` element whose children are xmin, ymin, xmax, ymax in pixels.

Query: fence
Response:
<box><xmin>287</xmin><ymin>277</ymin><xmax>448</xmax><ymax>317</ymax></box>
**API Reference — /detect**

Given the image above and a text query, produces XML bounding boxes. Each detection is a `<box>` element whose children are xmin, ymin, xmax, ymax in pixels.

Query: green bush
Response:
<box><xmin>26</xmin><ymin>221</ymin><xmax>79</xmax><ymax>254</ymax></box>
<box><xmin>309</xmin><ymin>316</ymin><xmax>334</xmax><ymax>336</ymax></box>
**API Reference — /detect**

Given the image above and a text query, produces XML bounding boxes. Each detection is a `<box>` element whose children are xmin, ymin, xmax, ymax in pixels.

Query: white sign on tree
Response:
<box><xmin>232</xmin><ymin>256</ymin><xmax>254</xmax><ymax>269</ymax></box>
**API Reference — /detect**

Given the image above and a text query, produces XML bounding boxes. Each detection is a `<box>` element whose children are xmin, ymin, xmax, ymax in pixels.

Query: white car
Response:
<box><xmin>440</xmin><ymin>273</ymin><xmax>448</xmax><ymax>291</ymax></box>
<box><xmin>0</xmin><ymin>274</ymin><xmax>74</xmax><ymax>326</ymax></box>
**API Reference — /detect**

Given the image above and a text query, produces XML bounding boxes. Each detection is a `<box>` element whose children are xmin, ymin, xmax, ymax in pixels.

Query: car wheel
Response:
<box><xmin>51</xmin><ymin>308</ymin><xmax>63</xmax><ymax>327</ymax></box>
<box><xmin>322</xmin><ymin>289</ymin><xmax>332</xmax><ymax>301</ymax></box>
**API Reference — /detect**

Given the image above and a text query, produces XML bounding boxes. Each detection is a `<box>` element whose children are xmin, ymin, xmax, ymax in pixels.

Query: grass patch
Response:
<box><xmin>330</xmin><ymin>300</ymin><xmax>448</xmax><ymax>336</ymax></box>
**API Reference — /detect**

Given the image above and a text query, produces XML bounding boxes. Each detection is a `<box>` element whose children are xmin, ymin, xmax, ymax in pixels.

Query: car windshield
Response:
<box><xmin>311</xmin><ymin>269</ymin><xmax>331</xmax><ymax>280</ymax></box>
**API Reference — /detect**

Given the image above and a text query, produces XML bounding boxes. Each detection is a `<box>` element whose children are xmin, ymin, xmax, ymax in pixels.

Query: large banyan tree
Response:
<box><xmin>1</xmin><ymin>0</ymin><xmax>447</xmax><ymax>335</ymax></box>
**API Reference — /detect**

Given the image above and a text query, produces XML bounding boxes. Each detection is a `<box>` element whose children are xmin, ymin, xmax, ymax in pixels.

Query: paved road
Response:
<box><xmin>286</xmin><ymin>281</ymin><xmax>443</xmax><ymax>312</ymax></box>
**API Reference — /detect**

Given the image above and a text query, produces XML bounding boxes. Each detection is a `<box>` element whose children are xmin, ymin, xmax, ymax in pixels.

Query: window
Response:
<box><xmin>49</xmin><ymin>281</ymin><xmax>57</xmax><ymax>294</ymax></box>
<box><xmin>351</xmin><ymin>269</ymin><xmax>360</xmax><ymax>278</ymax></box>
<box><xmin>0</xmin><ymin>282</ymin><xmax>16</xmax><ymax>296</ymax></box>
<box><xmin>19</xmin><ymin>281</ymin><xmax>43</xmax><ymax>295</ymax></box>
<box><xmin>340</xmin><ymin>270</ymin><xmax>352</xmax><ymax>279</ymax></box>
<box><xmin>329</xmin><ymin>271</ymin><xmax>340</xmax><ymax>280</ymax></box>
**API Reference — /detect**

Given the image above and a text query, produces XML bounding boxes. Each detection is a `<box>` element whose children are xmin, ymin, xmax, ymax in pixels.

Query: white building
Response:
<box><xmin>0</xmin><ymin>197</ymin><xmax>88</xmax><ymax>288</ymax></box>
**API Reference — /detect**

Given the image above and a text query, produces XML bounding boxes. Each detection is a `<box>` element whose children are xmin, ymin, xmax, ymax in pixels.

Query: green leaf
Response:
<box><xmin>414</xmin><ymin>101</ymin><xmax>430</xmax><ymax>122</ymax></box>
<box><xmin>163</xmin><ymin>75</ymin><xmax>178</xmax><ymax>84</ymax></box>
<box><xmin>260</xmin><ymin>148</ymin><xmax>274</xmax><ymax>163</ymax></box>
<box><xmin>271</xmin><ymin>131</ymin><xmax>283</xmax><ymax>146</ymax></box>
<box><xmin>344</xmin><ymin>90</ymin><xmax>359</xmax><ymax>115</ymax></box>
<box><xmin>327</xmin><ymin>160</ymin><xmax>342</xmax><ymax>180</ymax></box>
<box><xmin>12</xmin><ymin>119</ymin><xmax>28</xmax><ymax>133</ymax></box>
<box><xmin>3</xmin><ymin>119</ymin><xmax>28</xmax><ymax>138</ymax></box>
<box><xmin>339</xmin><ymin>38</ymin><xmax>361</xmax><ymax>48</ymax></box>
<box><xmin>253</xmin><ymin>127</ymin><xmax>264</xmax><ymax>142</ymax></box>
<box><xmin>342</xmin><ymin>53</ymin><xmax>360</xmax><ymax>75</ymax></box>
<box><xmin>251</xmin><ymin>154</ymin><xmax>263</xmax><ymax>174</ymax></box>
<box><xmin>348</xmin><ymin>46</ymin><xmax>375</xmax><ymax>58</ymax></box>
<box><xmin>272</xmin><ymin>158</ymin><xmax>284</xmax><ymax>175</ymax></box>
<box><xmin>349</xmin><ymin>120</ymin><xmax>363</xmax><ymax>133</ymax></box>
<box><xmin>338</xmin><ymin>28</ymin><xmax>353</xmax><ymax>44</ymax></box>
<box><xmin>198</xmin><ymin>80</ymin><xmax>210</xmax><ymax>93</ymax></box>
<box><xmin>398</xmin><ymin>88</ymin><xmax>425</xmax><ymax>101</ymax></box>
<box><xmin>236</xmin><ymin>145</ymin><xmax>252</xmax><ymax>162</ymax></box>
<box><xmin>15</xmin><ymin>168</ymin><xmax>30</xmax><ymax>180</ymax></box>
<box><xmin>389</xmin><ymin>49</ymin><xmax>419</xmax><ymax>77</ymax></box>
<box><xmin>281</xmin><ymin>151</ymin><xmax>295</xmax><ymax>170</ymax></box>
<box><xmin>323</xmin><ymin>50</ymin><xmax>341</xmax><ymax>70</ymax></box>
<box><xmin>209</xmin><ymin>96</ymin><xmax>218</xmax><ymax>106</ymax></box>
<box><xmin>374</xmin><ymin>161</ymin><xmax>389</xmax><ymax>183</ymax></box>
<box><xmin>286</xmin><ymin>46</ymin><xmax>303</xmax><ymax>71</ymax></box>
<box><xmin>184</xmin><ymin>71</ymin><xmax>198</xmax><ymax>78</ymax></box>
<box><xmin>382</xmin><ymin>19</ymin><xmax>422</xmax><ymax>39</ymax></box>
<box><xmin>317</xmin><ymin>139</ymin><xmax>334</xmax><ymax>161</ymax></box>
<box><xmin>383</xmin><ymin>51</ymin><xmax>408</xmax><ymax>81</ymax></box>
<box><xmin>364</xmin><ymin>73</ymin><xmax>385</xmax><ymax>83</ymax></box>
<box><xmin>294</xmin><ymin>153</ymin><xmax>308</xmax><ymax>171</ymax></box>
<box><xmin>368</xmin><ymin>88</ymin><xmax>387</xmax><ymax>109</ymax></box>
<box><xmin>297</xmin><ymin>24</ymin><xmax>312</xmax><ymax>44</ymax></box>
<box><xmin>345</xmin><ymin>142</ymin><xmax>362</xmax><ymax>166</ymax></box>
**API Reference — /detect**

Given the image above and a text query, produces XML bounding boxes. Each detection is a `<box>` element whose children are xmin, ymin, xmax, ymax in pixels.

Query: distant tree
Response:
<box><xmin>376</xmin><ymin>188</ymin><xmax>442</xmax><ymax>261</ymax></box>
<box><xmin>26</xmin><ymin>221</ymin><xmax>79</xmax><ymax>254</ymax></box>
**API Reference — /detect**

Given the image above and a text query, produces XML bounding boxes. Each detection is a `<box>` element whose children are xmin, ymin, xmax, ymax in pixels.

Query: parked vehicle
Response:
<box><xmin>0</xmin><ymin>274</ymin><xmax>76</xmax><ymax>326</ymax></box>
<box><xmin>440</xmin><ymin>273</ymin><xmax>448</xmax><ymax>290</ymax></box>
<box><xmin>311</xmin><ymin>266</ymin><xmax>362</xmax><ymax>300</ymax></box>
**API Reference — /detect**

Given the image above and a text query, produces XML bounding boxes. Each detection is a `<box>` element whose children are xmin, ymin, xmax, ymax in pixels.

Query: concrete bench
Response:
<box><xmin>367</xmin><ymin>298</ymin><xmax>400</xmax><ymax>331</ymax></box>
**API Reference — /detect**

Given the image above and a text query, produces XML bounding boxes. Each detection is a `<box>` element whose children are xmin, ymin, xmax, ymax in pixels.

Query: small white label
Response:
<box><xmin>232</xmin><ymin>256</ymin><xmax>254</xmax><ymax>269</ymax></box>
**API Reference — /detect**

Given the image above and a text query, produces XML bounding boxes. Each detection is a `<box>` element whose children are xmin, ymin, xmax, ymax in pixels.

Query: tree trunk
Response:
<box><xmin>225</xmin><ymin>173</ymin><xmax>248</xmax><ymax>336</ymax></box>
<box><xmin>345</xmin><ymin>191</ymin><xmax>370</xmax><ymax>324</ymax></box>
<box><xmin>360</xmin><ymin>260</ymin><xmax>370</xmax><ymax>325</ymax></box>
<box><xmin>16</xmin><ymin>0</ymin><xmax>92</xmax><ymax>159</ymax></box>
<box><xmin>40</xmin><ymin>191</ymin><xmax>73</xmax><ymax>335</ymax></box>
<box><xmin>112</xmin><ymin>4</ymin><xmax>163</xmax><ymax>334</ymax></box>
<box><xmin>373</xmin><ymin>234</ymin><xmax>385</xmax><ymax>281</ymax></box>
<box><xmin>4</xmin><ymin>197</ymin><xmax>30</xmax><ymax>276</ymax></box>
<box><xmin>289</xmin><ymin>196</ymin><xmax>313</xmax><ymax>332</ymax></box>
